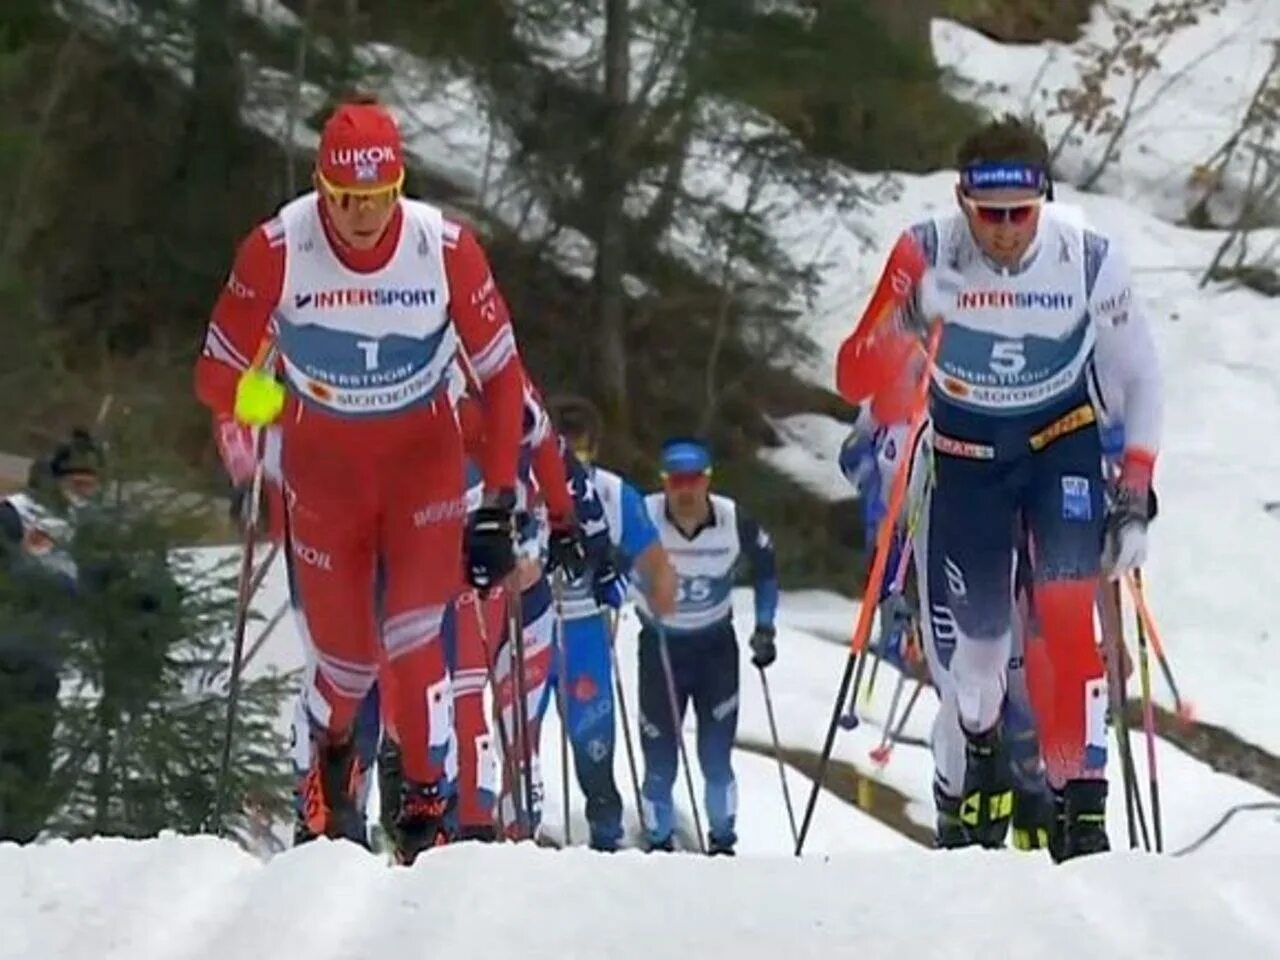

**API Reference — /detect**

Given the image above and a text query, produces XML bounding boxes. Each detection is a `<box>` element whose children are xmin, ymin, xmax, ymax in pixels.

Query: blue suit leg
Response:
<box><xmin>563</xmin><ymin>612</ymin><xmax>623</xmax><ymax>849</ymax></box>
<box><xmin>638</xmin><ymin>627</ymin><xmax>686</xmax><ymax>846</ymax></box>
<box><xmin>691</xmin><ymin>624</ymin><xmax>739</xmax><ymax>849</ymax></box>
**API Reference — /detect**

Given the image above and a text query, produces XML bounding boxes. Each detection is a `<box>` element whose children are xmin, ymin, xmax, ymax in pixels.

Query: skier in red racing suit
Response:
<box><xmin>194</xmin><ymin>96</ymin><xmax>530</xmax><ymax>864</ymax></box>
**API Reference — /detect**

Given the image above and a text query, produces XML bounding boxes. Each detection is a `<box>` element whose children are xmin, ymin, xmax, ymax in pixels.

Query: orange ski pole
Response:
<box><xmin>1123</xmin><ymin>570</ymin><xmax>1192</xmax><ymax>721</ymax></box>
<box><xmin>795</xmin><ymin>319</ymin><xmax>941</xmax><ymax>856</ymax></box>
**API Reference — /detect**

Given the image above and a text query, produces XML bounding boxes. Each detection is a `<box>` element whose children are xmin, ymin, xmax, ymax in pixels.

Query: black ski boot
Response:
<box><xmin>393</xmin><ymin>779</ymin><xmax>456</xmax><ymax>865</ymax></box>
<box><xmin>1058</xmin><ymin>779</ymin><xmax>1109</xmax><ymax>861</ymax></box>
<box><xmin>959</xmin><ymin>726</ymin><xmax>1014</xmax><ymax>849</ymax></box>
<box><xmin>933</xmin><ymin>781</ymin><xmax>976</xmax><ymax>849</ymax></box>
<box><xmin>457</xmin><ymin>824</ymin><xmax>499</xmax><ymax>843</ymax></box>
<box><xmin>376</xmin><ymin>736</ymin><xmax>403</xmax><ymax>841</ymax></box>
<box><xmin>294</xmin><ymin>733</ymin><xmax>368</xmax><ymax>849</ymax></box>
<box><xmin>647</xmin><ymin>834</ymin><xmax>675</xmax><ymax>853</ymax></box>
<box><xmin>1011</xmin><ymin>787</ymin><xmax>1053</xmax><ymax>852</ymax></box>
<box><xmin>707</xmin><ymin>833</ymin><xmax>736</xmax><ymax>857</ymax></box>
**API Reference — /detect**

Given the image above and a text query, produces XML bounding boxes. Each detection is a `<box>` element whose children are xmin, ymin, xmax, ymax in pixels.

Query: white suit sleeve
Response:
<box><xmin>1088</xmin><ymin>236</ymin><xmax>1163</xmax><ymax>459</ymax></box>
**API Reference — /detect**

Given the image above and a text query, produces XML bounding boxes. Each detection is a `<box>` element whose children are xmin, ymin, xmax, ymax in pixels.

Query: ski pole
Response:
<box><xmin>551</xmin><ymin>573</ymin><xmax>573</xmax><ymax>847</ymax></box>
<box><xmin>606</xmin><ymin>608</ymin><xmax>649</xmax><ymax>838</ymax></box>
<box><xmin>1099</xmin><ymin>581</ymin><xmax>1149</xmax><ymax>851</ymax></box>
<box><xmin>508</xmin><ymin>583</ymin><xmax>538</xmax><ymax>840</ymax></box>
<box><xmin>842</xmin><ymin>442</ymin><xmax>924</xmax><ymax>731</ymax></box>
<box><xmin>860</xmin><ymin>648</ymin><xmax>883</xmax><ymax>709</ymax></box>
<box><xmin>212</xmin><ymin>427</ymin><xmax>268</xmax><ymax>835</ymax></box>
<box><xmin>246</xmin><ymin>541</ymin><xmax>280</xmax><ymax>605</ymax></box>
<box><xmin>1124</xmin><ymin>571</ymin><xmax>1192</xmax><ymax>721</ymax></box>
<box><xmin>796</xmin><ymin>320</ymin><xmax>941</xmax><ymax>857</ymax></box>
<box><xmin>885</xmin><ymin>679</ymin><xmax>926</xmax><ymax>761</ymax></box>
<box><xmin>472</xmin><ymin>589</ymin><xmax>513</xmax><ymax>842</ymax></box>
<box><xmin>837</xmin><ymin>649</ymin><xmax>871</xmax><ymax>731</ymax></box>
<box><xmin>868</xmin><ymin>669</ymin><xmax>909</xmax><ymax>766</ymax></box>
<box><xmin>1130</xmin><ymin>570</ymin><xmax>1164</xmax><ymax>852</ymax></box>
<box><xmin>655</xmin><ymin>623</ymin><xmax>706</xmax><ymax>853</ymax></box>
<box><xmin>859</xmin><ymin>537</ymin><xmax>915</xmax><ymax>709</ymax></box>
<box><xmin>241</xmin><ymin>599</ymin><xmax>289</xmax><ymax>672</ymax></box>
<box><xmin>757</xmin><ymin>666</ymin><xmax>799</xmax><ymax>848</ymax></box>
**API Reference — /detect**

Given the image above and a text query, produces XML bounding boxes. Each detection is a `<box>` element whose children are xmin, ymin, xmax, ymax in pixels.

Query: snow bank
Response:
<box><xmin>933</xmin><ymin>0</ymin><xmax>1280</xmax><ymax>226</ymax></box>
<box><xmin>4</xmin><ymin>835</ymin><xmax>1280</xmax><ymax>959</ymax></box>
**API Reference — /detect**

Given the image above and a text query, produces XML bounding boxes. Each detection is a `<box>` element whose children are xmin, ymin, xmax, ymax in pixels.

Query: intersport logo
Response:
<box><xmin>294</xmin><ymin>288</ymin><xmax>438</xmax><ymax>310</ymax></box>
<box><xmin>956</xmin><ymin>289</ymin><xmax>1075</xmax><ymax>310</ymax></box>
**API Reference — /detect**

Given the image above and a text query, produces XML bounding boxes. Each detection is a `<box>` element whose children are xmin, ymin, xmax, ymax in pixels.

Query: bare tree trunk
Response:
<box><xmin>283</xmin><ymin>0</ymin><xmax>317</xmax><ymax>199</ymax></box>
<box><xmin>92</xmin><ymin>698</ymin><xmax>113</xmax><ymax>834</ymax></box>
<box><xmin>183</xmin><ymin>0</ymin><xmax>241</xmax><ymax>189</ymax></box>
<box><xmin>1</xmin><ymin>30</ymin><xmax>82</xmax><ymax>267</ymax></box>
<box><xmin>337</xmin><ymin>0</ymin><xmax>362</xmax><ymax>94</ymax></box>
<box><xmin>595</xmin><ymin>0</ymin><xmax>631</xmax><ymax>432</ymax></box>
<box><xmin>699</xmin><ymin>162</ymin><xmax>767</xmax><ymax>435</ymax></box>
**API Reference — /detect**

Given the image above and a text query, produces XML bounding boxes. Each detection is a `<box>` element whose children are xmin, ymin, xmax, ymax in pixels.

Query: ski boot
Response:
<box><xmin>457</xmin><ymin>824</ymin><xmax>500</xmax><ymax>843</ymax></box>
<box><xmin>958</xmin><ymin>726</ymin><xmax>1014</xmax><ymax>849</ymax></box>
<box><xmin>647</xmin><ymin>834</ymin><xmax>675</xmax><ymax>853</ymax></box>
<box><xmin>1056</xmin><ymin>779</ymin><xmax>1109</xmax><ymax>862</ymax></box>
<box><xmin>588</xmin><ymin>821</ymin><xmax>623</xmax><ymax>852</ymax></box>
<box><xmin>707</xmin><ymin>835</ymin><xmax>736</xmax><ymax>857</ymax></box>
<box><xmin>376</xmin><ymin>736</ymin><xmax>403</xmax><ymax>841</ymax></box>
<box><xmin>1010</xmin><ymin>787</ymin><xmax>1053</xmax><ymax>852</ymax></box>
<box><xmin>393</xmin><ymin>779</ymin><xmax>456</xmax><ymax>865</ymax></box>
<box><xmin>294</xmin><ymin>732</ymin><xmax>369</xmax><ymax>848</ymax></box>
<box><xmin>933</xmin><ymin>782</ymin><xmax>976</xmax><ymax>849</ymax></box>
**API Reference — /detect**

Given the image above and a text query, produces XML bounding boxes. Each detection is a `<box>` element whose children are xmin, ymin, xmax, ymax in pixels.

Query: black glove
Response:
<box><xmin>1102</xmin><ymin>483</ymin><xmax>1151</xmax><ymax>577</ymax></box>
<box><xmin>466</xmin><ymin>498</ymin><xmax>515</xmax><ymax>590</ymax></box>
<box><xmin>545</xmin><ymin>520</ymin><xmax>587</xmax><ymax>580</ymax></box>
<box><xmin>749</xmin><ymin>625</ymin><xmax>777</xmax><ymax>669</ymax></box>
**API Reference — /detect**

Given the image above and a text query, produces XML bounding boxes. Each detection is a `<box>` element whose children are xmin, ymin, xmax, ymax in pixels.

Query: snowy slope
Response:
<box><xmin>5</xmin><ymin>835</ymin><xmax>1280</xmax><ymax>960</ymax></box>
<box><xmin>934</xmin><ymin>0</ymin><xmax>1280</xmax><ymax>225</ymax></box>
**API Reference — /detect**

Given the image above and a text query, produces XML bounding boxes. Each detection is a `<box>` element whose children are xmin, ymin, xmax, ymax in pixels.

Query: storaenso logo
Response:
<box><xmin>956</xmin><ymin>290</ymin><xmax>1075</xmax><ymax>310</ymax></box>
<box><xmin>294</xmin><ymin>288</ymin><xmax>438</xmax><ymax>310</ymax></box>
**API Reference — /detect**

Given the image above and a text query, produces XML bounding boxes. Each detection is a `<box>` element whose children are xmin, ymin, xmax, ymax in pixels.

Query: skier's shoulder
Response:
<box><xmin>227</xmin><ymin>210</ymin><xmax>289</xmax><ymax>302</ymax></box>
<box><xmin>643</xmin><ymin>490</ymin><xmax>665</xmax><ymax>517</ymax></box>
<box><xmin>1038</xmin><ymin>202</ymin><xmax>1123</xmax><ymax>283</ymax></box>
<box><xmin>899</xmin><ymin>212</ymin><xmax>963</xmax><ymax>268</ymax></box>
<box><xmin>709</xmin><ymin>492</ymin><xmax>741</xmax><ymax>526</ymax></box>
<box><xmin>398</xmin><ymin>196</ymin><xmax>450</xmax><ymax>245</ymax></box>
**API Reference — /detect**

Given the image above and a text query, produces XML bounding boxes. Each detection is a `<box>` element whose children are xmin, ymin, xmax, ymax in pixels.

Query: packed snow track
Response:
<box><xmin>3</xmin><ymin>835</ymin><xmax>1280</xmax><ymax>959</ymax></box>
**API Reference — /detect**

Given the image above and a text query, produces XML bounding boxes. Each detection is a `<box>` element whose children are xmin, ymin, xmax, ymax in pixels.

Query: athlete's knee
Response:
<box><xmin>950</xmin><ymin>634</ymin><xmax>1011</xmax><ymax>732</ymax></box>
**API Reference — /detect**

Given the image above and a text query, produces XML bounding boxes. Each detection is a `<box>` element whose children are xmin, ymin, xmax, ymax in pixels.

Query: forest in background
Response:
<box><xmin>0</xmin><ymin>0</ymin><xmax>1095</xmax><ymax>586</ymax></box>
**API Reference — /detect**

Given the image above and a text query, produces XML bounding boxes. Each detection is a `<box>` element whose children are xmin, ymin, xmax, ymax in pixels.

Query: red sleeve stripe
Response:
<box><xmin>203</xmin><ymin>323</ymin><xmax>251</xmax><ymax>371</ymax></box>
<box><xmin>442</xmin><ymin>218</ymin><xmax>462</xmax><ymax>249</ymax></box>
<box><xmin>469</xmin><ymin>324</ymin><xmax>516</xmax><ymax>382</ymax></box>
<box><xmin>523</xmin><ymin>386</ymin><xmax>550</xmax><ymax>446</ymax></box>
<box><xmin>262</xmin><ymin>217</ymin><xmax>285</xmax><ymax>245</ymax></box>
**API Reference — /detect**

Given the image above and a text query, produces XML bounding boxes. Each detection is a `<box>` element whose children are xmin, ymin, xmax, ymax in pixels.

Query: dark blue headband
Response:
<box><xmin>960</xmin><ymin>162</ymin><xmax>1047</xmax><ymax>193</ymax></box>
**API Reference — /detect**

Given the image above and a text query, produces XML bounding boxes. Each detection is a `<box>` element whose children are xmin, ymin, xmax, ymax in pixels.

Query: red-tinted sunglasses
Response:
<box><xmin>963</xmin><ymin>196</ymin><xmax>1043</xmax><ymax>225</ymax></box>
